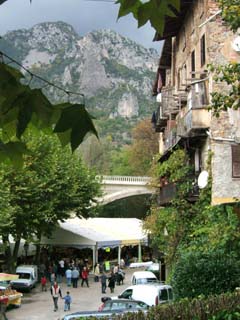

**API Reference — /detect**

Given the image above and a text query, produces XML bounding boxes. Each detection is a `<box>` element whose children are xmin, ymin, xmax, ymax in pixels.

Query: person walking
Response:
<box><xmin>41</xmin><ymin>275</ymin><xmax>47</xmax><ymax>292</ymax></box>
<box><xmin>65</xmin><ymin>267</ymin><xmax>72</xmax><ymax>287</ymax></box>
<box><xmin>108</xmin><ymin>272</ymin><xmax>115</xmax><ymax>293</ymax></box>
<box><xmin>63</xmin><ymin>291</ymin><xmax>72</xmax><ymax>311</ymax></box>
<box><xmin>94</xmin><ymin>263</ymin><xmax>100</xmax><ymax>282</ymax></box>
<box><xmin>81</xmin><ymin>266</ymin><xmax>89</xmax><ymax>287</ymax></box>
<box><xmin>50</xmin><ymin>281</ymin><xmax>62</xmax><ymax>312</ymax></box>
<box><xmin>72</xmin><ymin>267</ymin><xmax>79</xmax><ymax>288</ymax></box>
<box><xmin>50</xmin><ymin>272</ymin><xmax>55</xmax><ymax>286</ymax></box>
<box><xmin>100</xmin><ymin>272</ymin><xmax>107</xmax><ymax>294</ymax></box>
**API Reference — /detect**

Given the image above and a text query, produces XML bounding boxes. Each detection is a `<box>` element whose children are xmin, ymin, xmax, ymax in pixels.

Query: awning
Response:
<box><xmin>0</xmin><ymin>273</ymin><xmax>19</xmax><ymax>281</ymax></box>
<box><xmin>41</xmin><ymin>217</ymin><xmax>148</xmax><ymax>249</ymax></box>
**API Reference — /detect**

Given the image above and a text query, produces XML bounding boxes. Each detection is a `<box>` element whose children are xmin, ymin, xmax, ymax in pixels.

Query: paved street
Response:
<box><xmin>7</xmin><ymin>269</ymin><xmax>134</xmax><ymax>320</ymax></box>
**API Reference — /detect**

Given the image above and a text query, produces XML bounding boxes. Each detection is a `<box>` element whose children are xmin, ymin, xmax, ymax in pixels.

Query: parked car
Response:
<box><xmin>62</xmin><ymin>308</ymin><xmax>144</xmax><ymax>320</ymax></box>
<box><xmin>99</xmin><ymin>298</ymin><xmax>149</xmax><ymax>312</ymax></box>
<box><xmin>10</xmin><ymin>265</ymin><xmax>38</xmax><ymax>292</ymax></box>
<box><xmin>62</xmin><ymin>310</ymin><xmax>124</xmax><ymax>320</ymax></box>
<box><xmin>117</xmin><ymin>283</ymin><xmax>174</xmax><ymax>306</ymax></box>
<box><xmin>131</xmin><ymin>271</ymin><xmax>157</xmax><ymax>285</ymax></box>
<box><xmin>145</xmin><ymin>263</ymin><xmax>160</xmax><ymax>279</ymax></box>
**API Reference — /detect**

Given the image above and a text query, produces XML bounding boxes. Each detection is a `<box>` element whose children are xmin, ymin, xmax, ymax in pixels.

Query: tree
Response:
<box><xmin>0</xmin><ymin>130</ymin><xmax>101</xmax><ymax>271</ymax></box>
<box><xmin>126</xmin><ymin>118</ymin><xmax>159</xmax><ymax>176</ymax></box>
<box><xmin>144</xmin><ymin>149</ymin><xmax>195</xmax><ymax>264</ymax></box>
<box><xmin>172</xmin><ymin>250</ymin><xmax>240</xmax><ymax>299</ymax></box>
<box><xmin>0</xmin><ymin>59</ymin><xmax>97</xmax><ymax>166</ymax></box>
<box><xmin>117</xmin><ymin>0</ymin><xmax>181</xmax><ymax>35</ymax></box>
<box><xmin>0</xmin><ymin>0</ymin><xmax>180</xmax><ymax>164</ymax></box>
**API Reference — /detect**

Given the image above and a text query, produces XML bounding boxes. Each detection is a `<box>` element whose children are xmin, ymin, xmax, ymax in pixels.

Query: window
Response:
<box><xmin>200</xmin><ymin>34</ymin><xmax>206</xmax><ymax>66</ymax></box>
<box><xmin>232</xmin><ymin>145</ymin><xmax>240</xmax><ymax>178</ymax></box>
<box><xmin>191</xmin><ymin>51</ymin><xmax>196</xmax><ymax>78</ymax></box>
<box><xmin>120</xmin><ymin>289</ymin><xmax>132</xmax><ymax>299</ymax></box>
<box><xmin>159</xmin><ymin>289</ymin><xmax>168</xmax><ymax>301</ymax></box>
<box><xmin>168</xmin><ymin>288</ymin><xmax>173</xmax><ymax>300</ymax></box>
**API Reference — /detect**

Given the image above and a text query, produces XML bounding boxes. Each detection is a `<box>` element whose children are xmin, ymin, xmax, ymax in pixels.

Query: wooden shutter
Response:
<box><xmin>232</xmin><ymin>145</ymin><xmax>240</xmax><ymax>178</ymax></box>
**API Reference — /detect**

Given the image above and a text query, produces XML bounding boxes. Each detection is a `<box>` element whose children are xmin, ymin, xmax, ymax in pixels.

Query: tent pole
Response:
<box><xmin>92</xmin><ymin>245</ymin><xmax>96</xmax><ymax>267</ymax></box>
<box><xmin>118</xmin><ymin>245</ymin><xmax>121</xmax><ymax>266</ymax></box>
<box><xmin>138</xmin><ymin>243</ymin><xmax>142</xmax><ymax>262</ymax></box>
<box><xmin>96</xmin><ymin>244</ymin><xmax>98</xmax><ymax>264</ymax></box>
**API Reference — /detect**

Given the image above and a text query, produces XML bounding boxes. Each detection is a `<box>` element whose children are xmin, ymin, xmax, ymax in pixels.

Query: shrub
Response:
<box><xmin>171</xmin><ymin>250</ymin><xmax>240</xmax><ymax>299</ymax></box>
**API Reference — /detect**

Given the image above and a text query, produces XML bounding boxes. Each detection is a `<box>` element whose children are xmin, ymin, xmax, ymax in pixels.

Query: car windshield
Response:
<box><xmin>103</xmin><ymin>301</ymin><xmax>148</xmax><ymax>311</ymax></box>
<box><xmin>136</xmin><ymin>278</ymin><xmax>157</xmax><ymax>284</ymax></box>
<box><xmin>17</xmin><ymin>273</ymin><xmax>30</xmax><ymax>279</ymax></box>
<box><xmin>148</xmin><ymin>265</ymin><xmax>159</xmax><ymax>271</ymax></box>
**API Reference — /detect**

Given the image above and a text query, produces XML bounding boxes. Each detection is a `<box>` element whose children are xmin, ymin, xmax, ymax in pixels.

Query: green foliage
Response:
<box><xmin>218</xmin><ymin>0</ymin><xmax>240</xmax><ymax>32</ymax></box>
<box><xmin>145</xmin><ymin>149</ymin><xmax>195</xmax><ymax>263</ymax></box>
<box><xmin>146</xmin><ymin>292</ymin><xmax>240</xmax><ymax>320</ymax></box>
<box><xmin>0</xmin><ymin>130</ymin><xmax>101</xmax><ymax>270</ymax></box>
<box><xmin>79</xmin><ymin>292</ymin><xmax>240</xmax><ymax>320</ymax></box>
<box><xmin>0</xmin><ymin>62</ymin><xmax>97</xmax><ymax>165</ymax></box>
<box><xmin>208</xmin><ymin>308</ymin><xmax>240</xmax><ymax>320</ymax></box>
<box><xmin>208</xmin><ymin>63</ymin><xmax>240</xmax><ymax>116</ymax></box>
<box><xmin>109</xmin><ymin>147</ymin><xmax>134</xmax><ymax>176</ymax></box>
<box><xmin>171</xmin><ymin>250</ymin><xmax>240</xmax><ymax>299</ymax></box>
<box><xmin>208</xmin><ymin>2</ymin><xmax>240</xmax><ymax>114</ymax></box>
<box><xmin>116</xmin><ymin>0</ymin><xmax>180</xmax><ymax>35</ymax></box>
<box><xmin>156</xmin><ymin>149</ymin><xmax>192</xmax><ymax>183</ymax></box>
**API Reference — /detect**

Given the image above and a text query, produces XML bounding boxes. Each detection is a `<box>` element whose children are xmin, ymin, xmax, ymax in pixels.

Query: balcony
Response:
<box><xmin>157</xmin><ymin>182</ymin><xmax>177</xmax><ymax>205</ymax></box>
<box><xmin>157</xmin><ymin>179</ymin><xmax>199</xmax><ymax>205</ymax></box>
<box><xmin>161</xmin><ymin>87</ymin><xmax>187</xmax><ymax>117</ymax></box>
<box><xmin>177</xmin><ymin>108</ymin><xmax>210</xmax><ymax>137</ymax></box>
<box><xmin>152</xmin><ymin>105</ymin><xmax>167</xmax><ymax>133</ymax></box>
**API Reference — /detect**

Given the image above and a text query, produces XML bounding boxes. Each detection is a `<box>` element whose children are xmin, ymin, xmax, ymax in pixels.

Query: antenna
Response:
<box><xmin>197</xmin><ymin>170</ymin><xmax>209</xmax><ymax>189</ymax></box>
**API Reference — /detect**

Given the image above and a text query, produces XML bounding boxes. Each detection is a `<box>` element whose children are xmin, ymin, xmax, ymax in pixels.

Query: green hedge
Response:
<box><xmin>171</xmin><ymin>251</ymin><xmax>240</xmax><ymax>299</ymax></box>
<box><xmin>78</xmin><ymin>291</ymin><xmax>240</xmax><ymax>320</ymax></box>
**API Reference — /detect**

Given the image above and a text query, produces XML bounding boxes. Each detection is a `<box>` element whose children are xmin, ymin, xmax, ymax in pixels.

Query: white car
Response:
<box><xmin>117</xmin><ymin>283</ymin><xmax>174</xmax><ymax>306</ymax></box>
<box><xmin>131</xmin><ymin>271</ymin><xmax>157</xmax><ymax>285</ymax></box>
<box><xmin>11</xmin><ymin>265</ymin><xmax>38</xmax><ymax>292</ymax></box>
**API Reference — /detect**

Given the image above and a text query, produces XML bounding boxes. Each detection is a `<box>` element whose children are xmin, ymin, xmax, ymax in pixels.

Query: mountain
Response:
<box><xmin>0</xmin><ymin>21</ymin><xmax>158</xmax><ymax>149</ymax></box>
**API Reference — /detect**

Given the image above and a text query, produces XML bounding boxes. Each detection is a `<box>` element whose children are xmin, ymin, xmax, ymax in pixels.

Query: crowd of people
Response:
<box><xmin>38</xmin><ymin>258</ymin><xmax>126</xmax><ymax>312</ymax></box>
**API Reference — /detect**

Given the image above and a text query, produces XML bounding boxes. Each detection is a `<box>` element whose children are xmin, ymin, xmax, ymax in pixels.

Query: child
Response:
<box><xmin>63</xmin><ymin>291</ymin><xmax>72</xmax><ymax>311</ymax></box>
<box><xmin>41</xmin><ymin>275</ymin><xmax>47</xmax><ymax>292</ymax></box>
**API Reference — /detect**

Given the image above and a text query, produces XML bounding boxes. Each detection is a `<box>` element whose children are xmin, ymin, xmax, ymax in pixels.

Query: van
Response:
<box><xmin>117</xmin><ymin>283</ymin><xmax>174</xmax><ymax>306</ymax></box>
<box><xmin>11</xmin><ymin>265</ymin><xmax>38</xmax><ymax>291</ymax></box>
<box><xmin>131</xmin><ymin>271</ymin><xmax>157</xmax><ymax>285</ymax></box>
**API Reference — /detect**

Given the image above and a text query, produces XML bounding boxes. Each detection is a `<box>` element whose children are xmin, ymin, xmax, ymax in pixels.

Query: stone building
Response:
<box><xmin>152</xmin><ymin>0</ymin><xmax>240</xmax><ymax>205</ymax></box>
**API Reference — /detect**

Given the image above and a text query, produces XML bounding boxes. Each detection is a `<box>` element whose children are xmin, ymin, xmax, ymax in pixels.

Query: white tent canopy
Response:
<box><xmin>41</xmin><ymin>217</ymin><xmax>148</xmax><ymax>248</ymax></box>
<box><xmin>41</xmin><ymin>217</ymin><xmax>148</xmax><ymax>265</ymax></box>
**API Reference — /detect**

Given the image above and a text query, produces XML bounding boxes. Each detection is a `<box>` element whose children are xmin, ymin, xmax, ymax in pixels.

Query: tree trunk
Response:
<box><xmin>34</xmin><ymin>243</ymin><xmax>41</xmax><ymax>265</ymax></box>
<box><xmin>12</xmin><ymin>238</ymin><xmax>21</xmax><ymax>270</ymax></box>
<box><xmin>2</xmin><ymin>235</ymin><xmax>14</xmax><ymax>273</ymax></box>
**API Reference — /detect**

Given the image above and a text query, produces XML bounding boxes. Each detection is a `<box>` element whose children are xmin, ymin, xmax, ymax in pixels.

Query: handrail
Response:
<box><xmin>96</xmin><ymin>175</ymin><xmax>151</xmax><ymax>185</ymax></box>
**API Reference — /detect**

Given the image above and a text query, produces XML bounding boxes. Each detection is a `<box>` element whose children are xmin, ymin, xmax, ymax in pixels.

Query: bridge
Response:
<box><xmin>97</xmin><ymin>175</ymin><xmax>154</xmax><ymax>205</ymax></box>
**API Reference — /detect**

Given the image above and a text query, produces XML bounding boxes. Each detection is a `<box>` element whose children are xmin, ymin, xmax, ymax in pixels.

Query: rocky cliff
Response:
<box><xmin>0</xmin><ymin>21</ymin><xmax>158</xmax><ymax>145</ymax></box>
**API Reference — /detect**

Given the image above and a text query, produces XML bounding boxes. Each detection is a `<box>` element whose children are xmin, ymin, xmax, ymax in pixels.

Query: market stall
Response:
<box><xmin>0</xmin><ymin>274</ymin><xmax>22</xmax><ymax>308</ymax></box>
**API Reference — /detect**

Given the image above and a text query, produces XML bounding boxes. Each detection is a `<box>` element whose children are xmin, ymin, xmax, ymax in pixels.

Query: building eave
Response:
<box><xmin>153</xmin><ymin>0</ymin><xmax>194</xmax><ymax>41</ymax></box>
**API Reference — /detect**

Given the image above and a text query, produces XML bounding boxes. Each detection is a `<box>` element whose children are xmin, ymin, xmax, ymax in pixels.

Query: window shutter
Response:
<box><xmin>232</xmin><ymin>145</ymin><xmax>240</xmax><ymax>178</ymax></box>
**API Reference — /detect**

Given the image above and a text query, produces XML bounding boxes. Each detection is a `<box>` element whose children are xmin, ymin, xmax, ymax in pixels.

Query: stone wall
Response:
<box><xmin>169</xmin><ymin>0</ymin><xmax>240</xmax><ymax>204</ymax></box>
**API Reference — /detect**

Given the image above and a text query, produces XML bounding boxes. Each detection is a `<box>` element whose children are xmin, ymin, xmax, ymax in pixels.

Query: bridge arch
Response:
<box><xmin>97</xmin><ymin>175</ymin><xmax>154</xmax><ymax>205</ymax></box>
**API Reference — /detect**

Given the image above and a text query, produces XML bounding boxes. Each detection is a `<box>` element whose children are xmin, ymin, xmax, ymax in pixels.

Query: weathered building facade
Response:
<box><xmin>153</xmin><ymin>0</ymin><xmax>240</xmax><ymax>205</ymax></box>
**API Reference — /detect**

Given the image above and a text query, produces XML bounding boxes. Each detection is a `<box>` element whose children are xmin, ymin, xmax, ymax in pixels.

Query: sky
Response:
<box><xmin>0</xmin><ymin>0</ymin><xmax>161</xmax><ymax>51</ymax></box>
